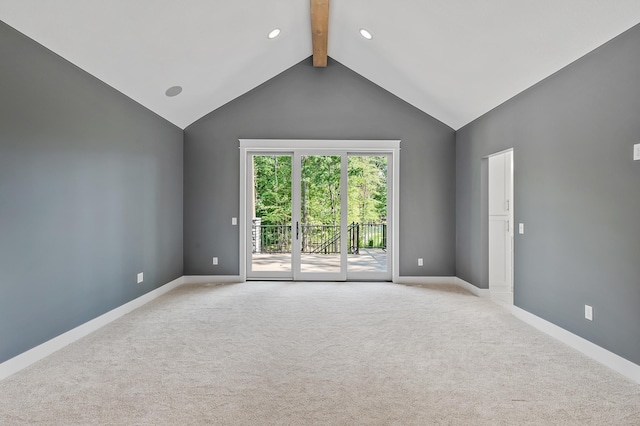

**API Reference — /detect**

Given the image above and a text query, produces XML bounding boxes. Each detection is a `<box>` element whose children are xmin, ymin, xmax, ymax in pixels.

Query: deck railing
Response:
<box><xmin>252</xmin><ymin>222</ymin><xmax>386</xmax><ymax>254</ymax></box>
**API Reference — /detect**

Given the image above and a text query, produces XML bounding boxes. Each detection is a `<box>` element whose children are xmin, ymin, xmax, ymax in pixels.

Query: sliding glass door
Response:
<box><xmin>242</xmin><ymin>141</ymin><xmax>397</xmax><ymax>282</ymax></box>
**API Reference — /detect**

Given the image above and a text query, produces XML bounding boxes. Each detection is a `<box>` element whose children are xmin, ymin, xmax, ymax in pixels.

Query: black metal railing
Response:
<box><xmin>253</xmin><ymin>224</ymin><xmax>292</xmax><ymax>253</ymax></box>
<box><xmin>354</xmin><ymin>222</ymin><xmax>387</xmax><ymax>251</ymax></box>
<box><xmin>302</xmin><ymin>224</ymin><xmax>340</xmax><ymax>254</ymax></box>
<box><xmin>252</xmin><ymin>222</ymin><xmax>386</xmax><ymax>254</ymax></box>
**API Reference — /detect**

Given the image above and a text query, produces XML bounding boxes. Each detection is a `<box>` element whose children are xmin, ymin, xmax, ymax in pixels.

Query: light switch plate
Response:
<box><xmin>585</xmin><ymin>305</ymin><xmax>593</xmax><ymax>321</ymax></box>
<box><xmin>137</xmin><ymin>273</ymin><xmax>144</xmax><ymax>284</ymax></box>
<box><xmin>518</xmin><ymin>223</ymin><xmax>524</xmax><ymax>234</ymax></box>
<box><xmin>232</xmin><ymin>217</ymin><xmax>237</xmax><ymax>225</ymax></box>
<box><xmin>634</xmin><ymin>143</ymin><xmax>640</xmax><ymax>161</ymax></box>
<box><xmin>213</xmin><ymin>257</ymin><xmax>218</xmax><ymax>265</ymax></box>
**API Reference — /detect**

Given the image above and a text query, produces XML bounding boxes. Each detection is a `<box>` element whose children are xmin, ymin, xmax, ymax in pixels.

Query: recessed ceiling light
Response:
<box><xmin>268</xmin><ymin>28</ymin><xmax>281</xmax><ymax>39</ymax></box>
<box><xmin>165</xmin><ymin>86</ymin><xmax>182</xmax><ymax>97</ymax></box>
<box><xmin>359</xmin><ymin>28</ymin><xmax>372</xmax><ymax>40</ymax></box>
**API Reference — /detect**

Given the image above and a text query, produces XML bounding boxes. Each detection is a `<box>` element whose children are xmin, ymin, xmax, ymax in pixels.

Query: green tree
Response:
<box><xmin>347</xmin><ymin>156</ymin><xmax>387</xmax><ymax>224</ymax></box>
<box><xmin>252</xmin><ymin>154</ymin><xmax>387</xmax><ymax>226</ymax></box>
<box><xmin>253</xmin><ymin>155</ymin><xmax>292</xmax><ymax>225</ymax></box>
<box><xmin>301</xmin><ymin>155</ymin><xmax>341</xmax><ymax>225</ymax></box>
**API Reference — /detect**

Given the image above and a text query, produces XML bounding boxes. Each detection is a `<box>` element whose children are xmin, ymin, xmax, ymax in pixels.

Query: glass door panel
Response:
<box><xmin>293</xmin><ymin>153</ymin><xmax>347</xmax><ymax>280</ymax></box>
<box><xmin>346</xmin><ymin>155</ymin><xmax>390</xmax><ymax>278</ymax></box>
<box><xmin>248</xmin><ymin>154</ymin><xmax>293</xmax><ymax>278</ymax></box>
<box><xmin>299</xmin><ymin>155</ymin><xmax>342</xmax><ymax>273</ymax></box>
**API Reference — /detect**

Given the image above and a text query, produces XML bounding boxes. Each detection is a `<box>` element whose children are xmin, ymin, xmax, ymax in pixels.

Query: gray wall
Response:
<box><xmin>0</xmin><ymin>22</ymin><xmax>184</xmax><ymax>364</ymax></box>
<box><xmin>456</xmin><ymin>24</ymin><xmax>640</xmax><ymax>364</ymax></box>
<box><xmin>184</xmin><ymin>57</ymin><xmax>455</xmax><ymax>276</ymax></box>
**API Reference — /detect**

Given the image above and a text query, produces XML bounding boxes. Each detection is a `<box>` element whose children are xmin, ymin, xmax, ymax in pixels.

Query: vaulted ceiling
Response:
<box><xmin>2</xmin><ymin>1</ymin><xmax>640</xmax><ymax>130</ymax></box>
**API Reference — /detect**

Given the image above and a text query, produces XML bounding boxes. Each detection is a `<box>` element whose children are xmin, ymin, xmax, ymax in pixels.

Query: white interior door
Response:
<box><xmin>488</xmin><ymin>150</ymin><xmax>514</xmax><ymax>304</ymax></box>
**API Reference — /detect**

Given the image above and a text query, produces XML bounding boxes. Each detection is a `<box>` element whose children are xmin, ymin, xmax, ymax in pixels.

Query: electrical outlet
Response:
<box><xmin>137</xmin><ymin>273</ymin><xmax>144</xmax><ymax>284</ymax></box>
<box><xmin>418</xmin><ymin>258</ymin><xmax>423</xmax><ymax>266</ymax></box>
<box><xmin>212</xmin><ymin>257</ymin><xmax>218</xmax><ymax>265</ymax></box>
<box><xmin>634</xmin><ymin>143</ymin><xmax>640</xmax><ymax>161</ymax></box>
<box><xmin>232</xmin><ymin>217</ymin><xmax>237</xmax><ymax>225</ymax></box>
<box><xmin>585</xmin><ymin>305</ymin><xmax>593</xmax><ymax>321</ymax></box>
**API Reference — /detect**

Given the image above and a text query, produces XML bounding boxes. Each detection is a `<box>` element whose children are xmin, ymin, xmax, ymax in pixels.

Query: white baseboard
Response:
<box><xmin>0</xmin><ymin>276</ymin><xmax>184</xmax><ymax>381</ymax></box>
<box><xmin>455</xmin><ymin>278</ymin><xmax>490</xmax><ymax>297</ymax></box>
<box><xmin>395</xmin><ymin>276</ymin><xmax>490</xmax><ymax>298</ymax></box>
<box><xmin>395</xmin><ymin>276</ymin><xmax>457</xmax><ymax>285</ymax></box>
<box><xmin>182</xmin><ymin>275</ymin><xmax>243</xmax><ymax>284</ymax></box>
<box><xmin>489</xmin><ymin>290</ymin><xmax>514</xmax><ymax>307</ymax></box>
<box><xmin>512</xmin><ymin>306</ymin><xmax>640</xmax><ymax>384</ymax></box>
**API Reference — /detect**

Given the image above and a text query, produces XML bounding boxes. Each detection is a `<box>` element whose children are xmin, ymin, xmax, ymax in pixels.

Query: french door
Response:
<box><xmin>241</xmin><ymin>140</ymin><xmax>398</xmax><ymax>282</ymax></box>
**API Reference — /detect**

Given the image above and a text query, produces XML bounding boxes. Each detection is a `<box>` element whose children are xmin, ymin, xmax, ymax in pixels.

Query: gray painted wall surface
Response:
<box><xmin>456</xmin><ymin>24</ymin><xmax>640</xmax><ymax>364</ymax></box>
<box><xmin>0</xmin><ymin>22</ymin><xmax>184</xmax><ymax>363</ymax></box>
<box><xmin>184</xmin><ymin>58</ymin><xmax>455</xmax><ymax>277</ymax></box>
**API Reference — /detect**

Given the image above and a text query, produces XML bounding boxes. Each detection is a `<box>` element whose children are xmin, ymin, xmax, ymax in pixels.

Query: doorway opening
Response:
<box><xmin>487</xmin><ymin>149</ymin><xmax>514</xmax><ymax>306</ymax></box>
<box><xmin>240</xmin><ymin>140</ymin><xmax>399</xmax><ymax>282</ymax></box>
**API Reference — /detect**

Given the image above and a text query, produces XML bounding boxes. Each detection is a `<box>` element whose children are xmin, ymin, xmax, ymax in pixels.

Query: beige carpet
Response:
<box><xmin>1</xmin><ymin>282</ymin><xmax>638</xmax><ymax>425</ymax></box>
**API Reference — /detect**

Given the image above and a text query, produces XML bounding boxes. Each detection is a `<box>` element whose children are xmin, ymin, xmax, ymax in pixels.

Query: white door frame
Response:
<box><xmin>239</xmin><ymin>139</ymin><xmax>400</xmax><ymax>282</ymax></box>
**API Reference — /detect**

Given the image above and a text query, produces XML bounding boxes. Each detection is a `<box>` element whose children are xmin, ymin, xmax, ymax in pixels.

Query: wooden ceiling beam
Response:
<box><xmin>311</xmin><ymin>0</ymin><xmax>330</xmax><ymax>67</ymax></box>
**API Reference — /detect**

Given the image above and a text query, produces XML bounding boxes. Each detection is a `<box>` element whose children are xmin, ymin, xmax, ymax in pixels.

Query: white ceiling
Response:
<box><xmin>2</xmin><ymin>1</ymin><xmax>640</xmax><ymax>130</ymax></box>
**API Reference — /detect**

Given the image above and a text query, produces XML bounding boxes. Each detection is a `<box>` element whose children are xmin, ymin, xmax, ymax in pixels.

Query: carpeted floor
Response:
<box><xmin>1</xmin><ymin>282</ymin><xmax>638</xmax><ymax>425</ymax></box>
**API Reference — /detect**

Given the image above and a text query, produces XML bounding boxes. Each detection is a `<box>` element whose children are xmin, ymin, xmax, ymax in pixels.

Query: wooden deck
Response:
<box><xmin>251</xmin><ymin>248</ymin><xmax>387</xmax><ymax>272</ymax></box>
